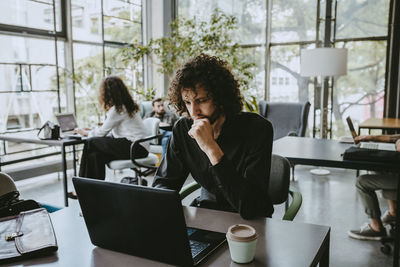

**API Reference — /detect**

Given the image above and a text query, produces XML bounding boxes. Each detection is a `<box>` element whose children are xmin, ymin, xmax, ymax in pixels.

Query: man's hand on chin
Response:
<box><xmin>188</xmin><ymin>118</ymin><xmax>223</xmax><ymax>165</ymax></box>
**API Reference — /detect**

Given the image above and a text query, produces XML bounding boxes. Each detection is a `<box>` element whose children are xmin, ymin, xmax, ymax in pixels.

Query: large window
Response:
<box><xmin>178</xmin><ymin>0</ymin><xmax>391</xmax><ymax>138</ymax></box>
<box><xmin>71</xmin><ymin>0</ymin><xmax>143</xmax><ymax>126</ymax></box>
<box><xmin>0</xmin><ymin>0</ymin><xmax>144</xmax><ymax>164</ymax></box>
<box><xmin>178</xmin><ymin>0</ymin><xmax>266</xmax><ymax>100</ymax></box>
<box><xmin>0</xmin><ymin>0</ymin><xmax>64</xmax><ymax>162</ymax></box>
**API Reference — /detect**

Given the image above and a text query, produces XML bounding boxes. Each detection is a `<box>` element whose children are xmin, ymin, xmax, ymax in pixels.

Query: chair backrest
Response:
<box><xmin>0</xmin><ymin>172</ymin><xmax>17</xmax><ymax>197</ymax></box>
<box><xmin>143</xmin><ymin>117</ymin><xmax>160</xmax><ymax>144</ymax></box>
<box><xmin>258</xmin><ymin>101</ymin><xmax>311</xmax><ymax>140</ymax></box>
<box><xmin>139</xmin><ymin>101</ymin><xmax>176</xmax><ymax>118</ymax></box>
<box><xmin>139</xmin><ymin>101</ymin><xmax>153</xmax><ymax>118</ymax></box>
<box><xmin>268</xmin><ymin>154</ymin><xmax>290</xmax><ymax>205</ymax></box>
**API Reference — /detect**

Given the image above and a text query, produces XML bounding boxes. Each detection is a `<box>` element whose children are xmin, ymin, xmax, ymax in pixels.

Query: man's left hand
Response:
<box><xmin>396</xmin><ymin>139</ymin><xmax>400</xmax><ymax>152</ymax></box>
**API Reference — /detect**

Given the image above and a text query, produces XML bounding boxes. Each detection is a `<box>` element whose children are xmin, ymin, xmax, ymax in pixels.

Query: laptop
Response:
<box><xmin>346</xmin><ymin>116</ymin><xmax>396</xmax><ymax>151</ymax></box>
<box><xmin>55</xmin><ymin>113</ymin><xmax>82</xmax><ymax>139</ymax></box>
<box><xmin>72</xmin><ymin>177</ymin><xmax>226</xmax><ymax>266</ymax></box>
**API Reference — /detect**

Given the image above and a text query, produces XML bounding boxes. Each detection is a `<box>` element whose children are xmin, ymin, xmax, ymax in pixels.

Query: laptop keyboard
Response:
<box><xmin>189</xmin><ymin>240</ymin><xmax>210</xmax><ymax>258</ymax></box>
<box><xmin>361</xmin><ymin>143</ymin><xmax>379</xmax><ymax>150</ymax></box>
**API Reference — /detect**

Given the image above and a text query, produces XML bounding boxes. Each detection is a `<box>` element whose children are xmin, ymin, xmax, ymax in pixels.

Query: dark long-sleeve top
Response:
<box><xmin>152</xmin><ymin>112</ymin><xmax>274</xmax><ymax>219</ymax></box>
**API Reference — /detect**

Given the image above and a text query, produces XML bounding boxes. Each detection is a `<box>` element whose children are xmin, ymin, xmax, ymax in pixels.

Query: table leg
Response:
<box><xmin>319</xmin><ymin>232</ymin><xmax>330</xmax><ymax>267</ymax></box>
<box><xmin>393</xmin><ymin>174</ymin><xmax>400</xmax><ymax>267</ymax></box>
<box><xmin>73</xmin><ymin>145</ymin><xmax>77</xmax><ymax>176</ymax></box>
<box><xmin>61</xmin><ymin>145</ymin><xmax>69</xmax><ymax>207</ymax></box>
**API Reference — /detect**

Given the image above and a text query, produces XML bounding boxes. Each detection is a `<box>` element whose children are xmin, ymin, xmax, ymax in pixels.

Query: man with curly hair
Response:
<box><xmin>152</xmin><ymin>54</ymin><xmax>274</xmax><ymax>219</ymax></box>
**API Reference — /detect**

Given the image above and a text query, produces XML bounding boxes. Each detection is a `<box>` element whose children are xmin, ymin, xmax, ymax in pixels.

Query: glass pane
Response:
<box><xmin>336</xmin><ymin>0</ymin><xmax>390</xmax><ymax>39</ymax></box>
<box><xmin>0</xmin><ymin>92</ymin><xmax>60</xmax><ymax>132</ymax></box>
<box><xmin>332</xmin><ymin>41</ymin><xmax>386</xmax><ymax>138</ymax></box>
<box><xmin>241</xmin><ymin>46</ymin><xmax>265</xmax><ymax>101</ymax></box>
<box><xmin>103</xmin><ymin>17</ymin><xmax>142</xmax><ymax>43</ymax></box>
<box><xmin>31</xmin><ymin>65</ymin><xmax>58</xmax><ymax>91</ymax></box>
<box><xmin>270</xmin><ymin>0</ymin><xmax>317</xmax><ymax>43</ymax></box>
<box><xmin>0</xmin><ymin>64</ymin><xmax>19</xmax><ymax>92</ymax></box>
<box><xmin>269</xmin><ymin>44</ymin><xmax>313</xmax><ymax>103</ymax></box>
<box><xmin>104</xmin><ymin>46</ymin><xmax>143</xmax><ymax>91</ymax></box>
<box><xmin>0</xmin><ymin>0</ymin><xmax>61</xmax><ymax>31</ymax></box>
<box><xmin>73</xmin><ymin>43</ymin><xmax>104</xmax><ymax>126</ymax></box>
<box><xmin>0</xmin><ymin>35</ymin><xmax>56</xmax><ymax>64</ymax></box>
<box><xmin>71</xmin><ymin>0</ymin><xmax>102</xmax><ymax>42</ymax></box>
<box><xmin>178</xmin><ymin>0</ymin><xmax>266</xmax><ymax>45</ymax></box>
<box><xmin>103</xmin><ymin>0</ymin><xmax>141</xmax><ymax>22</ymax></box>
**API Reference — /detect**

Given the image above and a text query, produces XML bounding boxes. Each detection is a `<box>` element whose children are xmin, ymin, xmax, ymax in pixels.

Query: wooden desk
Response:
<box><xmin>273</xmin><ymin>136</ymin><xmax>400</xmax><ymax>267</ymax></box>
<box><xmin>358</xmin><ymin>118</ymin><xmax>400</xmax><ymax>134</ymax></box>
<box><xmin>0</xmin><ymin>133</ymin><xmax>85</xmax><ymax>206</ymax></box>
<box><xmin>4</xmin><ymin>201</ymin><xmax>330</xmax><ymax>267</ymax></box>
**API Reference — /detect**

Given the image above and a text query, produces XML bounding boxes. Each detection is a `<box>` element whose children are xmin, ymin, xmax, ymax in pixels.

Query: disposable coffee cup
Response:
<box><xmin>226</xmin><ymin>224</ymin><xmax>258</xmax><ymax>263</ymax></box>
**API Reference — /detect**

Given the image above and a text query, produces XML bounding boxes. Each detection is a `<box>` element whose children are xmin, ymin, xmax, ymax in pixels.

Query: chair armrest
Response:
<box><xmin>282</xmin><ymin>185</ymin><xmax>302</xmax><ymax>221</ymax></box>
<box><xmin>130</xmin><ymin>134</ymin><xmax>163</xmax><ymax>169</ymax></box>
<box><xmin>179</xmin><ymin>181</ymin><xmax>201</xmax><ymax>200</ymax></box>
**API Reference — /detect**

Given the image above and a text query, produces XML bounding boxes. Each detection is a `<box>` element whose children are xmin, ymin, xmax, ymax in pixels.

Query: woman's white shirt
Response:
<box><xmin>88</xmin><ymin>106</ymin><xmax>149</xmax><ymax>150</ymax></box>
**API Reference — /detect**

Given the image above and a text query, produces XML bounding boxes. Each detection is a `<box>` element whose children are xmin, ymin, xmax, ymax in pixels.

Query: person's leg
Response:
<box><xmin>348</xmin><ymin>173</ymin><xmax>392</xmax><ymax>240</ymax></box>
<box><xmin>380</xmin><ymin>174</ymin><xmax>397</xmax><ymax>226</ymax></box>
<box><xmin>79</xmin><ymin>137</ymin><xmax>131</xmax><ymax>180</ymax></box>
<box><xmin>160</xmin><ymin>130</ymin><xmax>172</xmax><ymax>158</ymax></box>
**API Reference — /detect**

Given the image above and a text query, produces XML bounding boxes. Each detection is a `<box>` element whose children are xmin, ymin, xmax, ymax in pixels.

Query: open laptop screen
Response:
<box><xmin>346</xmin><ymin>116</ymin><xmax>358</xmax><ymax>139</ymax></box>
<box><xmin>56</xmin><ymin>113</ymin><xmax>78</xmax><ymax>132</ymax></box>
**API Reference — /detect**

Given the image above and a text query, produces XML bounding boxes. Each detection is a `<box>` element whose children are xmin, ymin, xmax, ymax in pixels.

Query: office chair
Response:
<box><xmin>258</xmin><ymin>101</ymin><xmax>311</xmax><ymax>140</ymax></box>
<box><xmin>258</xmin><ymin>101</ymin><xmax>311</xmax><ymax>181</ymax></box>
<box><xmin>107</xmin><ymin>117</ymin><xmax>162</xmax><ymax>185</ymax></box>
<box><xmin>179</xmin><ymin>154</ymin><xmax>302</xmax><ymax>221</ymax></box>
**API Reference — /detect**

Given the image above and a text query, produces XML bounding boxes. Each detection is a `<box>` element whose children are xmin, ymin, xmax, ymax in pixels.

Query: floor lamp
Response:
<box><xmin>300</xmin><ymin>47</ymin><xmax>348</xmax><ymax>175</ymax></box>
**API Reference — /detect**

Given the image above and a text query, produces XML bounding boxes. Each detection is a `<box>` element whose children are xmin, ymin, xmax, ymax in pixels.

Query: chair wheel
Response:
<box><xmin>381</xmin><ymin>244</ymin><xmax>392</xmax><ymax>255</ymax></box>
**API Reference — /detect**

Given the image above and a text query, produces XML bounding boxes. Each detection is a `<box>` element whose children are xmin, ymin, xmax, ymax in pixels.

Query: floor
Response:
<box><xmin>15</xmin><ymin>165</ymin><xmax>394</xmax><ymax>267</ymax></box>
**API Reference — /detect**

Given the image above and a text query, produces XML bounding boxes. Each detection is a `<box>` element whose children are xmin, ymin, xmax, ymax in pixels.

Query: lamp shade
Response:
<box><xmin>300</xmin><ymin>48</ymin><xmax>348</xmax><ymax>77</ymax></box>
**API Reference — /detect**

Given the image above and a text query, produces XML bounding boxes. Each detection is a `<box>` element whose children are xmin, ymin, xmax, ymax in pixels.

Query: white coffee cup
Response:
<box><xmin>226</xmin><ymin>224</ymin><xmax>258</xmax><ymax>263</ymax></box>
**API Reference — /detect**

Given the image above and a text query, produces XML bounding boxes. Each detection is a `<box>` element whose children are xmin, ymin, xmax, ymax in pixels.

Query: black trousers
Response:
<box><xmin>78</xmin><ymin>137</ymin><xmax>148</xmax><ymax>180</ymax></box>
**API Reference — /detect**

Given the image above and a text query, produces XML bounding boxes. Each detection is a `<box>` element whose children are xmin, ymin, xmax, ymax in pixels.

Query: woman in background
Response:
<box><xmin>71</xmin><ymin>76</ymin><xmax>148</xmax><ymax>197</ymax></box>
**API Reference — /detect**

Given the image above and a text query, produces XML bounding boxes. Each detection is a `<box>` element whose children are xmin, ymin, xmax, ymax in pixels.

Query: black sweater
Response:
<box><xmin>152</xmin><ymin>112</ymin><xmax>274</xmax><ymax>219</ymax></box>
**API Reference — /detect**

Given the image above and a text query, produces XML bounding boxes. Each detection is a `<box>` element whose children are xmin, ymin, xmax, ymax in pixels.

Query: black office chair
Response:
<box><xmin>258</xmin><ymin>101</ymin><xmax>311</xmax><ymax>140</ymax></box>
<box><xmin>179</xmin><ymin>154</ymin><xmax>302</xmax><ymax>221</ymax></box>
<box><xmin>258</xmin><ymin>101</ymin><xmax>311</xmax><ymax>180</ymax></box>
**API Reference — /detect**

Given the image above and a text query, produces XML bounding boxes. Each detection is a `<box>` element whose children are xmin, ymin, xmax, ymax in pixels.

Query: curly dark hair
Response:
<box><xmin>98</xmin><ymin>76</ymin><xmax>139</xmax><ymax>117</ymax></box>
<box><xmin>168</xmin><ymin>54</ymin><xmax>243</xmax><ymax>116</ymax></box>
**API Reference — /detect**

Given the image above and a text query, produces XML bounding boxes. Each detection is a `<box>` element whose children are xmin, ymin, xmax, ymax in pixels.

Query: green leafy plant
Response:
<box><xmin>120</xmin><ymin>10</ymin><xmax>258</xmax><ymax>112</ymax></box>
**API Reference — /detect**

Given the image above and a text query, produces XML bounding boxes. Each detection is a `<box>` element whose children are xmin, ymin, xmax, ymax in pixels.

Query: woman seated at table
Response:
<box><xmin>71</xmin><ymin>76</ymin><xmax>148</xmax><ymax>198</ymax></box>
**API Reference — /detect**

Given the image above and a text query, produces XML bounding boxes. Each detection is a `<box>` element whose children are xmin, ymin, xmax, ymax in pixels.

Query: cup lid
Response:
<box><xmin>226</xmin><ymin>224</ymin><xmax>258</xmax><ymax>242</ymax></box>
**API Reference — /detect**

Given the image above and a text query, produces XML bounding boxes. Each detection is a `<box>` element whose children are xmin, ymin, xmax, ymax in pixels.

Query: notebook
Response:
<box><xmin>72</xmin><ymin>177</ymin><xmax>226</xmax><ymax>266</ymax></box>
<box><xmin>346</xmin><ymin>116</ymin><xmax>396</xmax><ymax>151</ymax></box>
<box><xmin>55</xmin><ymin>113</ymin><xmax>82</xmax><ymax>139</ymax></box>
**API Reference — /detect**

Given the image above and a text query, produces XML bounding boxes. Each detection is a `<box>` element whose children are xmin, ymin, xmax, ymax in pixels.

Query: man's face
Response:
<box><xmin>153</xmin><ymin>101</ymin><xmax>165</xmax><ymax>116</ymax></box>
<box><xmin>181</xmin><ymin>85</ymin><xmax>221</xmax><ymax>123</ymax></box>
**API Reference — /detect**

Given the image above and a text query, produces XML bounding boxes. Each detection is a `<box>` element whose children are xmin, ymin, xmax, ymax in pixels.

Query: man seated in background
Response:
<box><xmin>348</xmin><ymin>134</ymin><xmax>400</xmax><ymax>240</ymax></box>
<box><xmin>144</xmin><ymin>98</ymin><xmax>178</xmax><ymax>157</ymax></box>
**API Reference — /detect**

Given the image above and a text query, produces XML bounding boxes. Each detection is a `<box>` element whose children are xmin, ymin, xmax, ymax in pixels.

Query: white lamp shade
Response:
<box><xmin>300</xmin><ymin>48</ymin><xmax>348</xmax><ymax>77</ymax></box>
